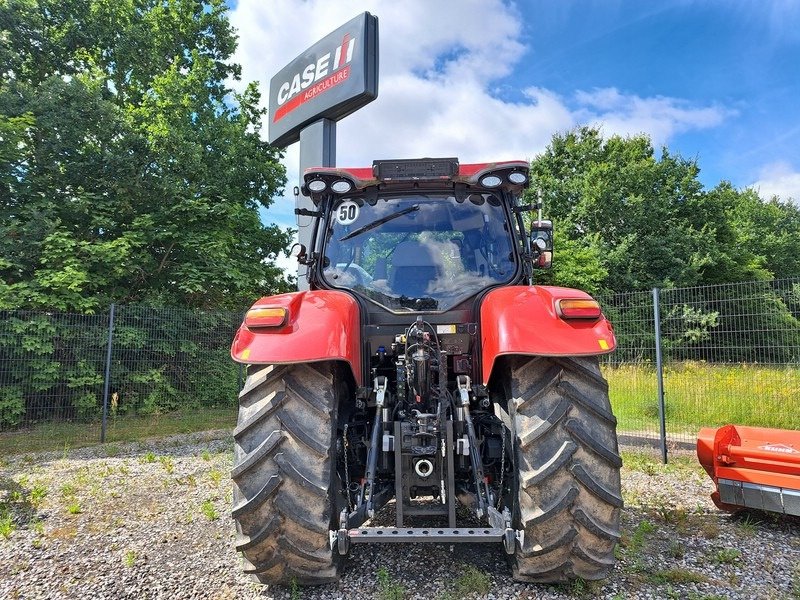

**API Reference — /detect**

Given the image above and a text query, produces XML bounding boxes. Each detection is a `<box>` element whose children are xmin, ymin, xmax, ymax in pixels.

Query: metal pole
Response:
<box><xmin>652</xmin><ymin>288</ymin><xmax>668</xmax><ymax>464</ymax></box>
<box><xmin>296</xmin><ymin>118</ymin><xmax>336</xmax><ymax>290</ymax></box>
<box><xmin>101</xmin><ymin>303</ymin><xmax>116</xmax><ymax>443</ymax></box>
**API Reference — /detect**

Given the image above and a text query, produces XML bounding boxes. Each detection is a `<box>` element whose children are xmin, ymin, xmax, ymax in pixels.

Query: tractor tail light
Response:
<box><xmin>557</xmin><ymin>299</ymin><xmax>602</xmax><ymax>320</ymax></box>
<box><xmin>245</xmin><ymin>307</ymin><xmax>288</xmax><ymax>328</ymax></box>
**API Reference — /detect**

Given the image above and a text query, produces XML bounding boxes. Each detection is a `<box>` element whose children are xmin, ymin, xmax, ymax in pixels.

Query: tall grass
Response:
<box><xmin>0</xmin><ymin>407</ymin><xmax>237</xmax><ymax>455</ymax></box>
<box><xmin>605</xmin><ymin>362</ymin><xmax>800</xmax><ymax>437</ymax></box>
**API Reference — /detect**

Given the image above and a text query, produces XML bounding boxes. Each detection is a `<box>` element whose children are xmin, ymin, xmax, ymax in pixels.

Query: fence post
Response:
<box><xmin>652</xmin><ymin>288</ymin><xmax>668</xmax><ymax>464</ymax></box>
<box><xmin>101</xmin><ymin>303</ymin><xmax>116</xmax><ymax>444</ymax></box>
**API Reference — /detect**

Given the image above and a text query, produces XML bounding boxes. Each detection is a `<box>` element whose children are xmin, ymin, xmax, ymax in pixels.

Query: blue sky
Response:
<box><xmin>228</xmin><ymin>0</ymin><xmax>800</xmax><ymax>242</ymax></box>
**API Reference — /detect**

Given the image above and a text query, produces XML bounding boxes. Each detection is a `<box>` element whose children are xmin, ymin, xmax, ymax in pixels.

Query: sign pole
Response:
<box><xmin>296</xmin><ymin>118</ymin><xmax>336</xmax><ymax>290</ymax></box>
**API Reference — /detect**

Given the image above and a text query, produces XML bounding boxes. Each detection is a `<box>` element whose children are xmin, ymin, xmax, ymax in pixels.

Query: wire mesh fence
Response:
<box><xmin>0</xmin><ymin>305</ymin><xmax>242</xmax><ymax>453</ymax></box>
<box><xmin>600</xmin><ymin>277</ymin><xmax>800</xmax><ymax>448</ymax></box>
<box><xmin>1</xmin><ymin>277</ymin><xmax>799</xmax><ymax>455</ymax></box>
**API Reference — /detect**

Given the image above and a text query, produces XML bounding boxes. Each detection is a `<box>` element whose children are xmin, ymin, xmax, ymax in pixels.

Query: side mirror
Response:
<box><xmin>530</xmin><ymin>220</ymin><xmax>553</xmax><ymax>269</ymax></box>
<box><xmin>289</xmin><ymin>243</ymin><xmax>309</xmax><ymax>265</ymax></box>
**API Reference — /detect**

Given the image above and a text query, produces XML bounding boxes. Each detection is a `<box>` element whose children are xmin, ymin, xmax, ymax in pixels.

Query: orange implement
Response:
<box><xmin>697</xmin><ymin>424</ymin><xmax>800</xmax><ymax>516</ymax></box>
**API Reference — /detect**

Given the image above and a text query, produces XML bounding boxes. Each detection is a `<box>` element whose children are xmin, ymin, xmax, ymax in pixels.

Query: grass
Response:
<box><xmin>158</xmin><ymin>456</ymin><xmax>174</xmax><ymax>474</ymax></box>
<box><xmin>377</xmin><ymin>567</ymin><xmax>406</xmax><ymax>600</ymax></box>
<box><xmin>713</xmin><ymin>548</ymin><xmax>742</xmax><ymax>564</ymax></box>
<box><xmin>453</xmin><ymin>565</ymin><xmax>491</xmax><ymax>596</ymax></box>
<box><xmin>124</xmin><ymin>550</ymin><xmax>136</xmax><ymax>567</ymax></box>
<box><xmin>29</xmin><ymin>484</ymin><xmax>47</xmax><ymax>508</ymax></box>
<box><xmin>0</xmin><ymin>407</ymin><xmax>237</xmax><ymax>455</ymax></box>
<box><xmin>605</xmin><ymin>362</ymin><xmax>800</xmax><ymax>434</ymax></box>
<box><xmin>200</xmin><ymin>499</ymin><xmax>218</xmax><ymax>521</ymax></box>
<box><xmin>0</xmin><ymin>513</ymin><xmax>15</xmax><ymax>539</ymax></box>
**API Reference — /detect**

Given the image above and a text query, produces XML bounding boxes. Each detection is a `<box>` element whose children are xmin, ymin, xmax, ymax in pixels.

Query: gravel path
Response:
<box><xmin>1</xmin><ymin>431</ymin><xmax>798</xmax><ymax>599</ymax></box>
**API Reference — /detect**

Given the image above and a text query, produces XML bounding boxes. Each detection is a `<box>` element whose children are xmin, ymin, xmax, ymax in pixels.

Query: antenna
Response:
<box><xmin>537</xmin><ymin>187</ymin><xmax>543</xmax><ymax>222</ymax></box>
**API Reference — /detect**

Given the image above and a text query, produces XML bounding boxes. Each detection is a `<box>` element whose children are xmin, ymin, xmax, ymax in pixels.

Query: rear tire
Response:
<box><xmin>505</xmin><ymin>355</ymin><xmax>622</xmax><ymax>582</ymax></box>
<box><xmin>231</xmin><ymin>362</ymin><xmax>342</xmax><ymax>585</ymax></box>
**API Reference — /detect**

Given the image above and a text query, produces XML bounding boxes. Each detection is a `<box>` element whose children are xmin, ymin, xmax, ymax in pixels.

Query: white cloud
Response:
<box><xmin>229</xmin><ymin>0</ymin><xmax>734</xmax><ymax>236</ymax></box>
<box><xmin>573</xmin><ymin>88</ymin><xmax>734</xmax><ymax>148</ymax></box>
<box><xmin>751</xmin><ymin>161</ymin><xmax>800</xmax><ymax>202</ymax></box>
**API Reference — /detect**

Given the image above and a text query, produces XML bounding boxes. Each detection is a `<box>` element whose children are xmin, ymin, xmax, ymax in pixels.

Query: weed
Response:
<box><xmin>209</xmin><ymin>469</ymin><xmax>223</xmax><ymax>485</ymax></box>
<box><xmin>714</xmin><ymin>548</ymin><xmax>741</xmax><ymax>564</ymax></box>
<box><xmin>74</xmin><ymin>467</ymin><xmax>91</xmax><ymax>487</ymax></box>
<box><xmin>735</xmin><ymin>513</ymin><xmax>760</xmax><ymax>537</ymax></box>
<box><xmin>200</xmin><ymin>499</ymin><xmax>218</xmax><ymax>521</ymax></box>
<box><xmin>31</xmin><ymin>538</ymin><xmax>43</xmax><ymax>549</ymax></box>
<box><xmin>60</xmin><ymin>483</ymin><xmax>77</xmax><ymax>498</ymax></box>
<box><xmin>104</xmin><ymin>444</ymin><xmax>121</xmax><ymax>457</ymax></box>
<box><xmin>141</xmin><ymin>451</ymin><xmax>156</xmax><ymax>464</ymax></box>
<box><xmin>290</xmin><ymin>576</ymin><xmax>300</xmax><ymax>600</ymax></box>
<box><xmin>200</xmin><ymin>449</ymin><xmax>211</xmax><ymax>461</ymax></box>
<box><xmin>29</xmin><ymin>484</ymin><xmax>47</xmax><ymax>508</ymax></box>
<box><xmin>649</xmin><ymin>568</ymin><xmax>709</xmax><ymax>585</ymax></box>
<box><xmin>700</xmin><ymin>520</ymin><xmax>720</xmax><ymax>539</ymax></box>
<box><xmin>667</xmin><ymin>541</ymin><xmax>686</xmax><ymax>559</ymax></box>
<box><xmin>0</xmin><ymin>514</ymin><xmax>15</xmax><ymax>539</ymax></box>
<box><xmin>30</xmin><ymin>518</ymin><xmax>45</xmax><ymax>536</ymax></box>
<box><xmin>124</xmin><ymin>550</ymin><xmax>136</xmax><ymax>567</ymax></box>
<box><xmin>454</xmin><ymin>565</ymin><xmax>491</xmax><ymax>596</ymax></box>
<box><xmin>657</xmin><ymin>506</ymin><xmax>688</xmax><ymax>527</ymax></box>
<box><xmin>67</xmin><ymin>500</ymin><xmax>82</xmax><ymax>515</ymax></box>
<box><xmin>158</xmin><ymin>456</ymin><xmax>174</xmax><ymax>474</ymax></box>
<box><xmin>377</xmin><ymin>566</ymin><xmax>406</xmax><ymax>600</ymax></box>
<box><xmin>627</xmin><ymin>520</ymin><xmax>656</xmax><ymax>553</ymax></box>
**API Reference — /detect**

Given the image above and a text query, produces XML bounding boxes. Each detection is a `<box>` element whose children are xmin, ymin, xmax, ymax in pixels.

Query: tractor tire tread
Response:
<box><xmin>232</xmin><ymin>362</ymin><xmax>340</xmax><ymax>586</ymax></box>
<box><xmin>510</xmin><ymin>355</ymin><xmax>621</xmax><ymax>583</ymax></box>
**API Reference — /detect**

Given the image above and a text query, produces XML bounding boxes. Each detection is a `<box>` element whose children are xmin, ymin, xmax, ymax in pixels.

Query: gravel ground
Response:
<box><xmin>1</xmin><ymin>431</ymin><xmax>799</xmax><ymax>600</ymax></box>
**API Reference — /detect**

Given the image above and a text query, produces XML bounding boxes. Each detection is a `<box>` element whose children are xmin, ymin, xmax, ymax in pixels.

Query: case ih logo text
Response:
<box><xmin>273</xmin><ymin>35</ymin><xmax>356</xmax><ymax>123</ymax></box>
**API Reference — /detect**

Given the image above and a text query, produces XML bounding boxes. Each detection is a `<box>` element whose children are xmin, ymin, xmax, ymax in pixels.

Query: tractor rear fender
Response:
<box><xmin>231</xmin><ymin>290</ymin><xmax>361</xmax><ymax>383</ymax></box>
<box><xmin>480</xmin><ymin>285</ymin><xmax>615</xmax><ymax>384</ymax></box>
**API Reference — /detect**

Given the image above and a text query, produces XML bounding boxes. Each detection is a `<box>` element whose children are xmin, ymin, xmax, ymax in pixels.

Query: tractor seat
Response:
<box><xmin>390</xmin><ymin>241</ymin><xmax>443</xmax><ymax>297</ymax></box>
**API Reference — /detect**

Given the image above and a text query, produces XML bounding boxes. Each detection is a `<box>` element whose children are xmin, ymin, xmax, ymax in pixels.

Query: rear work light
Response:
<box><xmin>245</xmin><ymin>307</ymin><xmax>288</xmax><ymax>328</ymax></box>
<box><xmin>557</xmin><ymin>299</ymin><xmax>602</xmax><ymax>320</ymax></box>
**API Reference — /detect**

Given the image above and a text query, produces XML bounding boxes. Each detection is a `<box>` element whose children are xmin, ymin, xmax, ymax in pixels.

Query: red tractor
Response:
<box><xmin>230</xmin><ymin>158</ymin><xmax>621</xmax><ymax>585</ymax></box>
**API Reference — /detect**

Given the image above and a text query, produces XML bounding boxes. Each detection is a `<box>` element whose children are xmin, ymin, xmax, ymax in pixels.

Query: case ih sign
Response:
<box><xmin>268</xmin><ymin>12</ymin><xmax>379</xmax><ymax>147</ymax></box>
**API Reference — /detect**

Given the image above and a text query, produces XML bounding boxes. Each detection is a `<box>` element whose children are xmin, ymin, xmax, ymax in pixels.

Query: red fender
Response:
<box><xmin>231</xmin><ymin>290</ymin><xmax>361</xmax><ymax>383</ymax></box>
<box><xmin>480</xmin><ymin>285</ymin><xmax>615</xmax><ymax>384</ymax></box>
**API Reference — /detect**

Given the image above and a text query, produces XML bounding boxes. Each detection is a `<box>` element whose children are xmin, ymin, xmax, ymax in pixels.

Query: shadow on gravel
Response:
<box><xmin>0</xmin><ymin>475</ymin><xmax>41</xmax><ymax>531</ymax></box>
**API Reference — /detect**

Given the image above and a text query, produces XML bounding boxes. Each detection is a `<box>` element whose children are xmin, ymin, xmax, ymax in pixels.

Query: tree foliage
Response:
<box><xmin>0</xmin><ymin>0</ymin><xmax>292</xmax><ymax>313</ymax></box>
<box><xmin>527</xmin><ymin>127</ymin><xmax>800</xmax><ymax>364</ymax></box>
<box><xmin>527</xmin><ymin>126</ymin><xmax>800</xmax><ymax>294</ymax></box>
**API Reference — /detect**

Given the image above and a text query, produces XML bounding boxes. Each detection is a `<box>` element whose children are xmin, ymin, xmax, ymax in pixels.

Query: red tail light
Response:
<box><xmin>557</xmin><ymin>299</ymin><xmax>601</xmax><ymax>320</ymax></box>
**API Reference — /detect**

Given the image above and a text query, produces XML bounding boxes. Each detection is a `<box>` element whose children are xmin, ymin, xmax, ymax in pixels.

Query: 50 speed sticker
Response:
<box><xmin>336</xmin><ymin>200</ymin><xmax>360</xmax><ymax>225</ymax></box>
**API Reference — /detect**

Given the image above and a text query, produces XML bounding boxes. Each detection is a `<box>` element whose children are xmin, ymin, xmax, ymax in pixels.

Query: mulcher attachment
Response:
<box><xmin>697</xmin><ymin>424</ymin><xmax>800</xmax><ymax>516</ymax></box>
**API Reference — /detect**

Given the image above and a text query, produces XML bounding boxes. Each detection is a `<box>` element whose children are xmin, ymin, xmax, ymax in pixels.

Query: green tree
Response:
<box><xmin>527</xmin><ymin>127</ymin><xmax>770</xmax><ymax>293</ymax></box>
<box><xmin>0</xmin><ymin>0</ymin><xmax>292</xmax><ymax>313</ymax></box>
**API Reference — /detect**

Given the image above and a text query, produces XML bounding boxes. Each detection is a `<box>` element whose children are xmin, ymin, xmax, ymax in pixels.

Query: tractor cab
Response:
<box><xmin>321</xmin><ymin>192</ymin><xmax>518</xmax><ymax>312</ymax></box>
<box><xmin>302</xmin><ymin>158</ymin><xmax>534</xmax><ymax>313</ymax></box>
